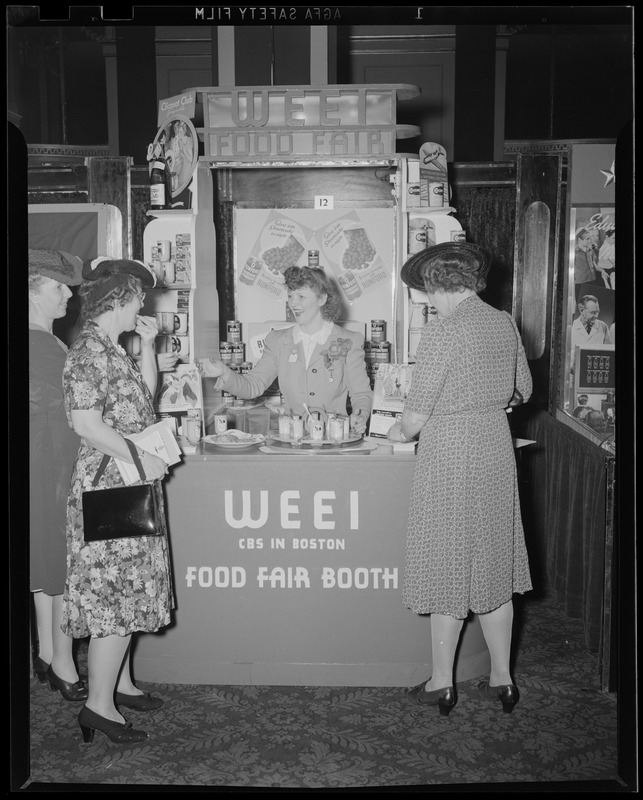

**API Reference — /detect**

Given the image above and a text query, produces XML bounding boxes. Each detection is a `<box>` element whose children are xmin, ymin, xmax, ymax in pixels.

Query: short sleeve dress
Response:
<box><xmin>403</xmin><ymin>294</ymin><xmax>533</xmax><ymax>619</ymax></box>
<box><xmin>61</xmin><ymin>321</ymin><xmax>174</xmax><ymax>639</ymax></box>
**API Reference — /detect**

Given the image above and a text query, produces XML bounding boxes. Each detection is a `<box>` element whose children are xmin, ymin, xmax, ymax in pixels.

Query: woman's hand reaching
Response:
<box><xmin>198</xmin><ymin>358</ymin><xmax>225</xmax><ymax>378</ymax></box>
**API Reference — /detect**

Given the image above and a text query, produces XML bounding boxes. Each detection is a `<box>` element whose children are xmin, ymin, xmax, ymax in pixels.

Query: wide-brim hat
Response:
<box><xmin>82</xmin><ymin>256</ymin><xmax>156</xmax><ymax>289</ymax></box>
<box><xmin>28</xmin><ymin>248</ymin><xmax>83</xmax><ymax>285</ymax></box>
<box><xmin>400</xmin><ymin>242</ymin><xmax>492</xmax><ymax>291</ymax></box>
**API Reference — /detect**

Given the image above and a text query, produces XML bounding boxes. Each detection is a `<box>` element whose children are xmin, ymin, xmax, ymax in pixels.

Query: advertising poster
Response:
<box><xmin>235</xmin><ymin>208</ymin><xmax>396</xmax><ymax>334</ymax></box>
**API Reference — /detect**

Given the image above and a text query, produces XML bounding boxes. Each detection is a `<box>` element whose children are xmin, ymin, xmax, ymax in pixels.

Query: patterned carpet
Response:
<box><xmin>24</xmin><ymin>592</ymin><xmax>621</xmax><ymax>790</ymax></box>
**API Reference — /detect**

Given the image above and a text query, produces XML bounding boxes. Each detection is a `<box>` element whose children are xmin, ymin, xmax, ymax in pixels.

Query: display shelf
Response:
<box><xmin>395</xmin><ymin>154</ymin><xmax>464</xmax><ymax>363</ymax></box>
<box><xmin>142</xmin><ymin>162</ymin><xmax>220</xmax><ymax>435</ymax></box>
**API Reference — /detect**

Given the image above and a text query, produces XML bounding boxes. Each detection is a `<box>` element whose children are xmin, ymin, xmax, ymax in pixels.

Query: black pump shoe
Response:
<box><xmin>478</xmin><ymin>680</ymin><xmax>519</xmax><ymax>713</ymax></box>
<box><xmin>406</xmin><ymin>681</ymin><xmax>456</xmax><ymax>716</ymax></box>
<box><xmin>33</xmin><ymin>656</ymin><xmax>50</xmax><ymax>684</ymax></box>
<box><xmin>78</xmin><ymin>706</ymin><xmax>147</xmax><ymax>745</ymax></box>
<box><xmin>46</xmin><ymin>665</ymin><xmax>88</xmax><ymax>702</ymax></box>
<box><xmin>115</xmin><ymin>691</ymin><xmax>163</xmax><ymax>711</ymax></box>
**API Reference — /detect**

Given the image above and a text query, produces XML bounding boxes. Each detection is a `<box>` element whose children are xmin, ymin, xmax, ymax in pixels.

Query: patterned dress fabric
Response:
<box><xmin>61</xmin><ymin>321</ymin><xmax>174</xmax><ymax>638</ymax></box>
<box><xmin>29</xmin><ymin>327</ymin><xmax>80</xmax><ymax>594</ymax></box>
<box><xmin>403</xmin><ymin>295</ymin><xmax>533</xmax><ymax>618</ymax></box>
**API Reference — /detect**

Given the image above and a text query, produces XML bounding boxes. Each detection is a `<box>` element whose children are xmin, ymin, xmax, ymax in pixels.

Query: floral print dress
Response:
<box><xmin>61</xmin><ymin>321</ymin><xmax>174</xmax><ymax>638</ymax></box>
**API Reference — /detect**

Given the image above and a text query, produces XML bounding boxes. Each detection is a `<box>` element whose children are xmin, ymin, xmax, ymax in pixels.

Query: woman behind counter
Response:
<box><xmin>29</xmin><ymin>248</ymin><xmax>86</xmax><ymax>700</ymax></box>
<box><xmin>62</xmin><ymin>257</ymin><xmax>173</xmax><ymax>745</ymax></box>
<box><xmin>387</xmin><ymin>242</ymin><xmax>533</xmax><ymax>717</ymax></box>
<box><xmin>201</xmin><ymin>266</ymin><xmax>373</xmax><ymax>434</ymax></box>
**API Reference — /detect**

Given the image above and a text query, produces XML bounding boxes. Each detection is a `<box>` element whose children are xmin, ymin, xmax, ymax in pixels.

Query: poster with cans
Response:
<box><xmin>238</xmin><ymin>210</ymin><xmax>314</xmax><ymax>302</ymax></box>
<box><xmin>156</xmin><ymin>363</ymin><xmax>203</xmax><ymax>413</ymax></box>
<box><xmin>235</xmin><ymin>208</ymin><xmax>395</xmax><ymax>338</ymax></box>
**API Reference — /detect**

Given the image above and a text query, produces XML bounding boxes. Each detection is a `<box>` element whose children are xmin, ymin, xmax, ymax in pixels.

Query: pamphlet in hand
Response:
<box><xmin>116</xmin><ymin>421</ymin><xmax>183</xmax><ymax>485</ymax></box>
<box><xmin>367</xmin><ymin>363</ymin><xmax>416</xmax><ymax>451</ymax></box>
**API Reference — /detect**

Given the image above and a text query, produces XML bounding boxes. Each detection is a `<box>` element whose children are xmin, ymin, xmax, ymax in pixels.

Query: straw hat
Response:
<box><xmin>82</xmin><ymin>256</ymin><xmax>156</xmax><ymax>288</ymax></box>
<box><xmin>400</xmin><ymin>242</ymin><xmax>492</xmax><ymax>291</ymax></box>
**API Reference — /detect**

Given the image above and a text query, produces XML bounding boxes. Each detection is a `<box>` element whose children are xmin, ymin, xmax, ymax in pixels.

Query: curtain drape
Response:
<box><xmin>519</xmin><ymin>410</ymin><xmax>609</xmax><ymax>653</ymax></box>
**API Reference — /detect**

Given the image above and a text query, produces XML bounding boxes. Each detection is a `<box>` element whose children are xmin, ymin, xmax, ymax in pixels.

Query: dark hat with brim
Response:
<box><xmin>82</xmin><ymin>257</ymin><xmax>156</xmax><ymax>289</ymax></box>
<box><xmin>400</xmin><ymin>242</ymin><xmax>492</xmax><ymax>291</ymax></box>
<box><xmin>29</xmin><ymin>248</ymin><xmax>83</xmax><ymax>285</ymax></box>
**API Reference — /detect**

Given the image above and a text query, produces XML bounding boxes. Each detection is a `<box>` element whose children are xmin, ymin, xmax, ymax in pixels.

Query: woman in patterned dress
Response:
<box><xmin>388</xmin><ymin>243</ymin><xmax>533</xmax><ymax>716</ymax></box>
<box><xmin>29</xmin><ymin>248</ymin><xmax>86</xmax><ymax>700</ymax></box>
<box><xmin>62</xmin><ymin>257</ymin><xmax>174</xmax><ymax>744</ymax></box>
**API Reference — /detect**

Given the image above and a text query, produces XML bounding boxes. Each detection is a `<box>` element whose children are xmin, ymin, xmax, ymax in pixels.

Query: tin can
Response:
<box><xmin>226</xmin><ymin>321</ymin><xmax>242</xmax><ymax>342</ymax></box>
<box><xmin>337</xmin><ymin>270</ymin><xmax>362</xmax><ymax>300</ymax></box>
<box><xmin>308</xmin><ymin>250</ymin><xmax>320</xmax><ymax>267</ymax></box>
<box><xmin>231</xmin><ymin>343</ymin><xmax>245</xmax><ymax>365</ymax></box>
<box><xmin>214</xmin><ymin>413</ymin><xmax>228</xmax><ymax>435</ymax></box>
<box><xmin>370</xmin><ymin>320</ymin><xmax>386</xmax><ymax>343</ymax></box>
<box><xmin>219</xmin><ymin>341</ymin><xmax>233</xmax><ymax>364</ymax></box>
<box><xmin>366</xmin><ymin>341</ymin><xmax>391</xmax><ymax>364</ymax></box>
<box><xmin>240</xmin><ymin>256</ymin><xmax>262</xmax><ymax>286</ymax></box>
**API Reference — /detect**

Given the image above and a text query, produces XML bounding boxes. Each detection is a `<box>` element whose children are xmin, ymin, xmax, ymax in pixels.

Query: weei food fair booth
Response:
<box><xmin>131</xmin><ymin>84</ymin><xmax>492</xmax><ymax>686</ymax></box>
<box><xmin>27</xmin><ymin>84</ymin><xmax>616</xmax><ymax>689</ymax></box>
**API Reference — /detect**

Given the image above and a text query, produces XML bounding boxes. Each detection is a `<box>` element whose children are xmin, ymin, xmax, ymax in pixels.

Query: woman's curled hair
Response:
<box><xmin>283</xmin><ymin>266</ymin><xmax>344</xmax><ymax>322</ymax></box>
<box><xmin>78</xmin><ymin>274</ymin><xmax>142</xmax><ymax>320</ymax></box>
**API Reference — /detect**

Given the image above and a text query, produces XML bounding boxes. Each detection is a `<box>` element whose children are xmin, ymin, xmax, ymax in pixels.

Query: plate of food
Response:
<box><xmin>203</xmin><ymin>430</ymin><xmax>266</xmax><ymax>449</ymax></box>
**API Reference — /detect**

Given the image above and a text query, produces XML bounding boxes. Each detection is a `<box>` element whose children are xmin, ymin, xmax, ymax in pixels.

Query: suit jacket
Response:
<box><xmin>220</xmin><ymin>323</ymin><xmax>373</xmax><ymax>418</ymax></box>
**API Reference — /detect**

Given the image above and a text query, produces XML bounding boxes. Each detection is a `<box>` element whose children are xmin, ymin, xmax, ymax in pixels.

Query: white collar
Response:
<box><xmin>292</xmin><ymin>319</ymin><xmax>333</xmax><ymax>345</ymax></box>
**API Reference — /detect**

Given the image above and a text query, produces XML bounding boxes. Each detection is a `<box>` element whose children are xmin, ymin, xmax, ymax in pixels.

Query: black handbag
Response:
<box><xmin>82</xmin><ymin>438</ymin><xmax>161</xmax><ymax>542</ymax></box>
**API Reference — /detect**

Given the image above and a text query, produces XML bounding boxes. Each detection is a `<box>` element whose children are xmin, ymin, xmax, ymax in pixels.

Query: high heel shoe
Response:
<box><xmin>405</xmin><ymin>681</ymin><xmax>456</xmax><ymax>716</ymax></box>
<box><xmin>115</xmin><ymin>691</ymin><xmax>163</xmax><ymax>711</ymax></box>
<box><xmin>78</xmin><ymin>705</ymin><xmax>147</xmax><ymax>745</ymax></box>
<box><xmin>46</xmin><ymin>665</ymin><xmax>88</xmax><ymax>702</ymax></box>
<box><xmin>478</xmin><ymin>680</ymin><xmax>519</xmax><ymax>713</ymax></box>
<box><xmin>33</xmin><ymin>656</ymin><xmax>50</xmax><ymax>684</ymax></box>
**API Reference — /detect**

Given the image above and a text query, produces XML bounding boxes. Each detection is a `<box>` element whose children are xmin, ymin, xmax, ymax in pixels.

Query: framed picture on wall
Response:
<box><xmin>559</xmin><ymin>205</ymin><xmax>615</xmax><ymax>444</ymax></box>
<box><xmin>555</xmin><ymin>142</ymin><xmax>616</xmax><ymax>445</ymax></box>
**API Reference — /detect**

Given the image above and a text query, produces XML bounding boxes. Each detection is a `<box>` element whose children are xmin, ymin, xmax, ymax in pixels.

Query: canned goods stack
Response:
<box><xmin>364</xmin><ymin>319</ymin><xmax>390</xmax><ymax>386</ymax></box>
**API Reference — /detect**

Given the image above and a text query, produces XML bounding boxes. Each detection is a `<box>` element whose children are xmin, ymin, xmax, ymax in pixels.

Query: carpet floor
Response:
<box><xmin>24</xmin><ymin>591</ymin><xmax>621</xmax><ymax>791</ymax></box>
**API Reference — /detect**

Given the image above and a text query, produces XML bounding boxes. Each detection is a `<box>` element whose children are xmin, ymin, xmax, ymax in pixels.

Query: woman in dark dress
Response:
<box><xmin>388</xmin><ymin>243</ymin><xmax>533</xmax><ymax>716</ymax></box>
<box><xmin>29</xmin><ymin>248</ymin><xmax>87</xmax><ymax>701</ymax></box>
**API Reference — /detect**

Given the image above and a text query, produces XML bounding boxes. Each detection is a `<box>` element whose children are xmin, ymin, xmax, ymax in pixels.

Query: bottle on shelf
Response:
<box><xmin>149</xmin><ymin>159</ymin><xmax>169</xmax><ymax>210</ymax></box>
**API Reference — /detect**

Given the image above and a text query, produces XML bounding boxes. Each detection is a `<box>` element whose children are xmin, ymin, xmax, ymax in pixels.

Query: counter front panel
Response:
<box><xmin>134</xmin><ymin>451</ymin><xmax>490</xmax><ymax>686</ymax></box>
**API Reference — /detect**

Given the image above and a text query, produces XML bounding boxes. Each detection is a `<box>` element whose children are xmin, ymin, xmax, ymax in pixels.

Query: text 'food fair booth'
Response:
<box><xmin>134</xmin><ymin>83</ymin><xmax>490</xmax><ymax>686</ymax></box>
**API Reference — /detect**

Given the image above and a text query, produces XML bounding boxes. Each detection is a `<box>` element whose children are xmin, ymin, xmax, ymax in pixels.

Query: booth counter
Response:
<box><xmin>134</xmin><ymin>444</ymin><xmax>491</xmax><ymax>687</ymax></box>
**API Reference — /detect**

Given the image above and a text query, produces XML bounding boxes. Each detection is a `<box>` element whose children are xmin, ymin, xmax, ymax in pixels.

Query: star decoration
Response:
<box><xmin>600</xmin><ymin>161</ymin><xmax>615</xmax><ymax>188</ymax></box>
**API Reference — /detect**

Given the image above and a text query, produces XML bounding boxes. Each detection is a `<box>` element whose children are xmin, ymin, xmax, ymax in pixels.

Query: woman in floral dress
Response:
<box><xmin>62</xmin><ymin>257</ymin><xmax>173</xmax><ymax>745</ymax></box>
<box><xmin>200</xmin><ymin>266</ymin><xmax>372</xmax><ymax>433</ymax></box>
<box><xmin>388</xmin><ymin>243</ymin><xmax>533</xmax><ymax>717</ymax></box>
